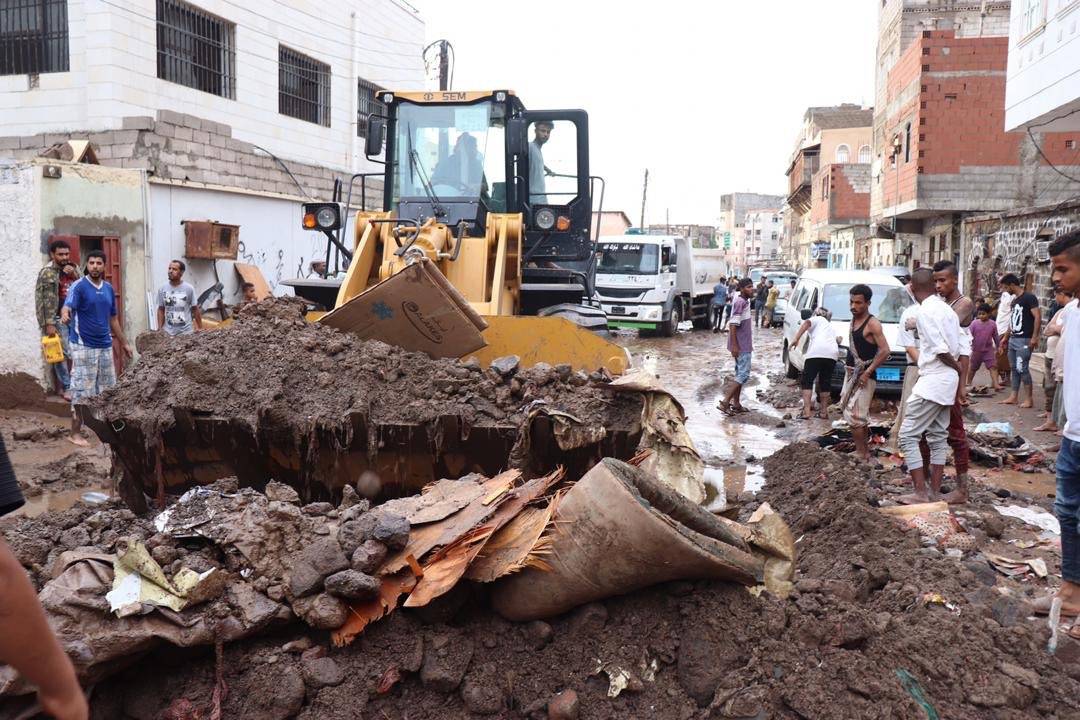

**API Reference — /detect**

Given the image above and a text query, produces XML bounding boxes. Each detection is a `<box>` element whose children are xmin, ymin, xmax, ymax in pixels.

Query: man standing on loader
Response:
<box><xmin>529</xmin><ymin>120</ymin><xmax>554</xmax><ymax>204</ymax></box>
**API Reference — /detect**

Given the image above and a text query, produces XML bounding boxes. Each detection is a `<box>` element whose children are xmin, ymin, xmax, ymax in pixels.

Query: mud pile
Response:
<box><xmin>84</xmin><ymin>299</ymin><xmax>645</xmax><ymax>508</ymax></box>
<box><xmin>0</xmin><ymin>372</ymin><xmax>47</xmax><ymax>410</ymax></box>
<box><xmin>72</xmin><ymin>443</ymin><xmax>1080</xmax><ymax>719</ymax></box>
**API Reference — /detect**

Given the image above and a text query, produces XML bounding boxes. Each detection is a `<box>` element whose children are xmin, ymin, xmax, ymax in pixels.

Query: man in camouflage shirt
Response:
<box><xmin>35</xmin><ymin>239</ymin><xmax>81</xmax><ymax>399</ymax></box>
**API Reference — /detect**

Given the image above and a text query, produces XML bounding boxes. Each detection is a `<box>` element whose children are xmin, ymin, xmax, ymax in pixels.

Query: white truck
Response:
<box><xmin>594</xmin><ymin>233</ymin><xmax>727</xmax><ymax>336</ymax></box>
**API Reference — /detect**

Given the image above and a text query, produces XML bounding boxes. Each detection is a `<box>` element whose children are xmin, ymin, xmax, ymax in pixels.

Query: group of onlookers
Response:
<box><xmin>35</xmin><ymin>241</ymin><xmax>259</xmax><ymax>446</ymax></box>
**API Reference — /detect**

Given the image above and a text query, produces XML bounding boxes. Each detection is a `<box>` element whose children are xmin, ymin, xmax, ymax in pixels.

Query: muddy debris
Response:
<box><xmin>82</xmin><ymin>298</ymin><xmax>648</xmax><ymax>507</ymax></box>
<box><xmin>0</xmin><ymin>442</ymin><xmax>1068</xmax><ymax>718</ymax></box>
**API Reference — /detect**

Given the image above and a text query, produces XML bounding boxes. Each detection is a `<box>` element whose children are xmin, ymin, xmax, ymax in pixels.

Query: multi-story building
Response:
<box><xmin>0</xmin><ymin>0</ymin><xmax>424</xmax><ymax>384</ymax></box>
<box><xmin>742</xmin><ymin>209</ymin><xmax>783</xmax><ymax>267</ymax></box>
<box><xmin>1005</xmin><ymin>0</ymin><xmax>1080</xmax><ymax>132</ymax></box>
<box><xmin>717</xmin><ymin>192</ymin><xmax>784</xmax><ymax>274</ymax></box>
<box><xmin>870</xmin><ymin>1</ymin><xmax>1080</xmax><ymax>278</ymax></box>
<box><xmin>784</xmin><ymin>105</ymin><xmax>873</xmax><ymax>270</ymax></box>
<box><xmin>647</xmin><ymin>224</ymin><xmax>719</xmax><ymax>248</ymax></box>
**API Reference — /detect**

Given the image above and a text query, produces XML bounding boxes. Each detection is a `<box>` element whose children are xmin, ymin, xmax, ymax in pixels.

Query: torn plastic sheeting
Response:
<box><xmin>106</xmin><ymin>541</ymin><xmax>225</xmax><ymax>616</ymax></box>
<box><xmin>608</xmin><ymin>371</ymin><xmax>705</xmax><ymax>504</ymax></box>
<box><xmin>1</xmin><ymin>556</ymin><xmax>287</xmax><ymax>699</ymax></box>
<box><xmin>491</xmin><ymin>458</ymin><xmax>794</xmax><ymax>622</ymax></box>
<box><xmin>993</xmin><ymin>504</ymin><xmax>1061</xmax><ymax>535</ymax></box>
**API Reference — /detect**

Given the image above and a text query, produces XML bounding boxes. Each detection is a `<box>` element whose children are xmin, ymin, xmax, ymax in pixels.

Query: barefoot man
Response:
<box><xmin>61</xmin><ymin>250</ymin><xmax>132</xmax><ymax>446</ymax></box>
<box><xmin>719</xmin><ymin>278</ymin><xmax>755</xmax><ymax>415</ymax></box>
<box><xmin>997</xmin><ymin>273</ymin><xmax>1041</xmax><ymax>409</ymax></box>
<box><xmin>898</xmin><ymin>268</ymin><xmax>961</xmax><ymax>503</ymax></box>
<box><xmin>1037</xmin><ymin>230</ymin><xmax>1080</xmax><ymax>632</ymax></box>
<box><xmin>842</xmin><ymin>284</ymin><xmax>890</xmax><ymax>463</ymax></box>
<box><xmin>932</xmin><ymin>260</ymin><xmax>973</xmax><ymax>502</ymax></box>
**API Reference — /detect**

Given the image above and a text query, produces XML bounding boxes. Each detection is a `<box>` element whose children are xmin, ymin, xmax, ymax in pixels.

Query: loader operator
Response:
<box><xmin>529</xmin><ymin>120</ymin><xmax>555</xmax><ymax>204</ymax></box>
<box><xmin>432</xmin><ymin>133</ymin><xmax>485</xmax><ymax>194</ymax></box>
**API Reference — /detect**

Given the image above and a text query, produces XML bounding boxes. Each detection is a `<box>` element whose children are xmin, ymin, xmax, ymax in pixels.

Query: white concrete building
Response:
<box><xmin>1006</xmin><ymin>0</ymin><xmax>1080</xmax><ymax>131</ymax></box>
<box><xmin>0</xmin><ymin>0</ymin><xmax>424</xmax><ymax>171</ymax></box>
<box><xmin>0</xmin><ymin>0</ymin><xmax>424</xmax><ymax>389</ymax></box>
<box><xmin>743</xmin><ymin>209</ymin><xmax>783</xmax><ymax>267</ymax></box>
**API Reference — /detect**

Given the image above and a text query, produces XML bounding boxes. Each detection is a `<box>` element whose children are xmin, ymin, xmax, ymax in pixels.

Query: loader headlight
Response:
<box><xmin>535</xmin><ymin>208</ymin><xmax>556</xmax><ymax>230</ymax></box>
<box><xmin>301</xmin><ymin>202</ymin><xmax>342</xmax><ymax>231</ymax></box>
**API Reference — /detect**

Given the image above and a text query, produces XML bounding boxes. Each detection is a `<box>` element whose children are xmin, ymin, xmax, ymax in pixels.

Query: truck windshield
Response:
<box><xmin>391</xmin><ymin>100</ymin><xmax>506</xmax><ymax>209</ymax></box>
<box><xmin>821</xmin><ymin>284</ymin><xmax>912</xmax><ymax>323</ymax></box>
<box><xmin>597</xmin><ymin>243</ymin><xmax>659</xmax><ymax>274</ymax></box>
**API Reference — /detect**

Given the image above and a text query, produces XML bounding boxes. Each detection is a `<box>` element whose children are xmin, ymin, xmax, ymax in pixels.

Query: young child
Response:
<box><xmin>968</xmin><ymin>303</ymin><xmax>1001</xmax><ymax>391</ymax></box>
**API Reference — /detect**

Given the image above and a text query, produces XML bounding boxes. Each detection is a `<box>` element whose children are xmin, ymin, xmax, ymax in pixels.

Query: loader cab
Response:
<box><xmin>366</xmin><ymin>90</ymin><xmax>598</xmax><ymax>316</ymax></box>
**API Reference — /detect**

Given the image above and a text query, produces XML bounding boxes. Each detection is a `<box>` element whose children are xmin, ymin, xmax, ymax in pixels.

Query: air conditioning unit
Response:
<box><xmin>1035</xmin><ymin>240</ymin><xmax>1050</xmax><ymax>263</ymax></box>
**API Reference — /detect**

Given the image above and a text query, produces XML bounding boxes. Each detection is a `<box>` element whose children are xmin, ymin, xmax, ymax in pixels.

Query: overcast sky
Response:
<box><xmin>408</xmin><ymin>0</ymin><xmax>877</xmax><ymax>226</ymax></box>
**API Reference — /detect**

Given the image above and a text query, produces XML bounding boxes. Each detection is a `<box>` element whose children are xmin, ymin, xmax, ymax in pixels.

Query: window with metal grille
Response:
<box><xmin>0</xmin><ymin>0</ymin><xmax>69</xmax><ymax>76</ymax></box>
<box><xmin>156</xmin><ymin>0</ymin><xmax>235</xmax><ymax>99</ymax></box>
<box><xmin>279</xmin><ymin>45</ymin><xmax>331</xmax><ymax>126</ymax></box>
<box><xmin>357</xmin><ymin>77</ymin><xmax>384</xmax><ymax>137</ymax></box>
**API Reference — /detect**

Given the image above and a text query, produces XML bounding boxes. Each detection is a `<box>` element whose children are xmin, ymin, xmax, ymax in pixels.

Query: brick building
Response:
<box><xmin>875</xmin><ymin>28</ymin><xmax>1080</xmax><ymax>274</ymax></box>
<box><xmin>784</xmin><ymin>105</ymin><xmax>873</xmax><ymax>270</ymax></box>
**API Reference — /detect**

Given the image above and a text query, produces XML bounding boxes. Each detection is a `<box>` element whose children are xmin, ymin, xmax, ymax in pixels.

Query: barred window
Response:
<box><xmin>156</xmin><ymin>0</ymin><xmax>235</xmax><ymax>99</ymax></box>
<box><xmin>279</xmin><ymin>45</ymin><xmax>331</xmax><ymax>126</ymax></box>
<box><xmin>357</xmin><ymin>77</ymin><xmax>384</xmax><ymax>138</ymax></box>
<box><xmin>0</xmin><ymin>0</ymin><xmax>69</xmax><ymax>76</ymax></box>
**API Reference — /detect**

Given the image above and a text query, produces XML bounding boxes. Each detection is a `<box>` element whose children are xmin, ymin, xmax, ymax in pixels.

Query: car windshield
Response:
<box><xmin>821</xmin><ymin>283</ymin><xmax>912</xmax><ymax>323</ymax></box>
<box><xmin>597</xmin><ymin>243</ymin><xmax>659</xmax><ymax>274</ymax></box>
<box><xmin>391</xmin><ymin>100</ymin><xmax>506</xmax><ymax>209</ymax></box>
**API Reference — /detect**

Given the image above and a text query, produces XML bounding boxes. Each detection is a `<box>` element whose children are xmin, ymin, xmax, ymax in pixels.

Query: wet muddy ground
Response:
<box><xmin>2</xmin><ymin>322</ymin><xmax>1079</xmax><ymax>719</ymax></box>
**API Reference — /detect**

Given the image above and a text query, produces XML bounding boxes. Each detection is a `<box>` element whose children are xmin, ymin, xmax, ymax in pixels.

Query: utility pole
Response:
<box><xmin>665</xmin><ymin>208</ymin><xmax>670</xmax><ymax>234</ymax></box>
<box><xmin>438</xmin><ymin>40</ymin><xmax>449</xmax><ymax>91</ymax></box>
<box><xmin>639</xmin><ymin>169</ymin><xmax>648</xmax><ymax>229</ymax></box>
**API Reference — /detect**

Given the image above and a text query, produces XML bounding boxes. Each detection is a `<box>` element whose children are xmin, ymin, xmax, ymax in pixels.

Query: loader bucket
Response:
<box><xmin>466</xmin><ymin>316</ymin><xmax>631</xmax><ymax>375</ymax></box>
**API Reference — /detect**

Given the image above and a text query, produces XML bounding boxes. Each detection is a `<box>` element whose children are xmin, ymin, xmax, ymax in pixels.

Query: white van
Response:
<box><xmin>781</xmin><ymin>269</ymin><xmax>914</xmax><ymax>393</ymax></box>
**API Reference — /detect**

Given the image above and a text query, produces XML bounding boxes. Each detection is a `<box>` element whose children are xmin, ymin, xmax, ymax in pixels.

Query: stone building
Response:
<box><xmin>962</xmin><ymin>200</ymin><xmax>1080</xmax><ymax>308</ymax></box>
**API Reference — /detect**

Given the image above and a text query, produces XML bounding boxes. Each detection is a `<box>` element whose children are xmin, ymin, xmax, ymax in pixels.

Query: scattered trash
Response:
<box><xmin>919</xmin><ymin>593</ymin><xmax>960</xmax><ymax>614</ymax></box>
<box><xmin>993</xmin><ymin>505</ymin><xmax>1061</xmax><ymax>535</ymax></box>
<box><xmin>896</xmin><ymin>669</ymin><xmax>940</xmax><ymax>720</ymax></box>
<box><xmin>984</xmin><ymin>553</ymin><xmax>1049</xmax><ymax>579</ymax></box>
<box><xmin>881</xmin><ymin>504</ymin><xmax>975</xmax><ymax>551</ymax></box>
<box><xmin>1048</xmin><ymin>598</ymin><xmax>1063</xmax><ymax>654</ymax></box>
<box><xmin>106</xmin><ymin>540</ymin><xmax>225</xmax><ymax>616</ymax></box>
<box><xmin>591</xmin><ymin>660</ymin><xmax>634</xmax><ymax>698</ymax></box>
<box><xmin>81</xmin><ymin>491</ymin><xmax>110</xmax><ymax>505</ymax></box>
<box><xmin>973</xmin><ymin>422</ymin><xmax>1014</xmax><ymax>436</ymax></box>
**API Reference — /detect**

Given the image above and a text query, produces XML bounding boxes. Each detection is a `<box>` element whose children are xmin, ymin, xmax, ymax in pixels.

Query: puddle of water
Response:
<box><xmin>977</xmin><ymin>469</ymin><xmax>1057</xmax><ymax>499</ymax></box>
<box><xmin>16</xmin><ymin>487</ymin><xmax>112</xmax><ymax>517</ymax></box>
<box><xmin>616</xmin><ymin>328</ymin><xmax>791</xmax><ymax>496</ymax></box>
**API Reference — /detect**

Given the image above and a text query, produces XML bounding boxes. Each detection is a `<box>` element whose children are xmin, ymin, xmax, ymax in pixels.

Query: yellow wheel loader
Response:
<box><xmin>281</xmin><ymin>89</ymin><xmax>629</xmax><ymax>375</ymax></box>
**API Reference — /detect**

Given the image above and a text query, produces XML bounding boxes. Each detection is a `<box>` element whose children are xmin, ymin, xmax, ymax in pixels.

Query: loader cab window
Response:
<box><xmin>528</xmin><ymin>119</ymin><xmax>578</xmax><ymax>206</ymax></box>
<box><xmin>392</xmin><ymin>100</ymin><xmax>507</xmax><ymax>210</ymax></box>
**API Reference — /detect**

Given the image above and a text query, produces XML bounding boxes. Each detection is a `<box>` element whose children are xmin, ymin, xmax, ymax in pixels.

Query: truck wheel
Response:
<box><xmin>661</xmin><ymin>302</ymin><xmax>681</xmax><ymax>337</ymax></box>
<box><xmin>692</xmin><ymin>303</ymin><xmax>710</xmax><ymax>330</ymax></box>
<box><xmin>783</xmin><ymin>343</ymin><xmax>799</xmax><ymax>379</ymax></box>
